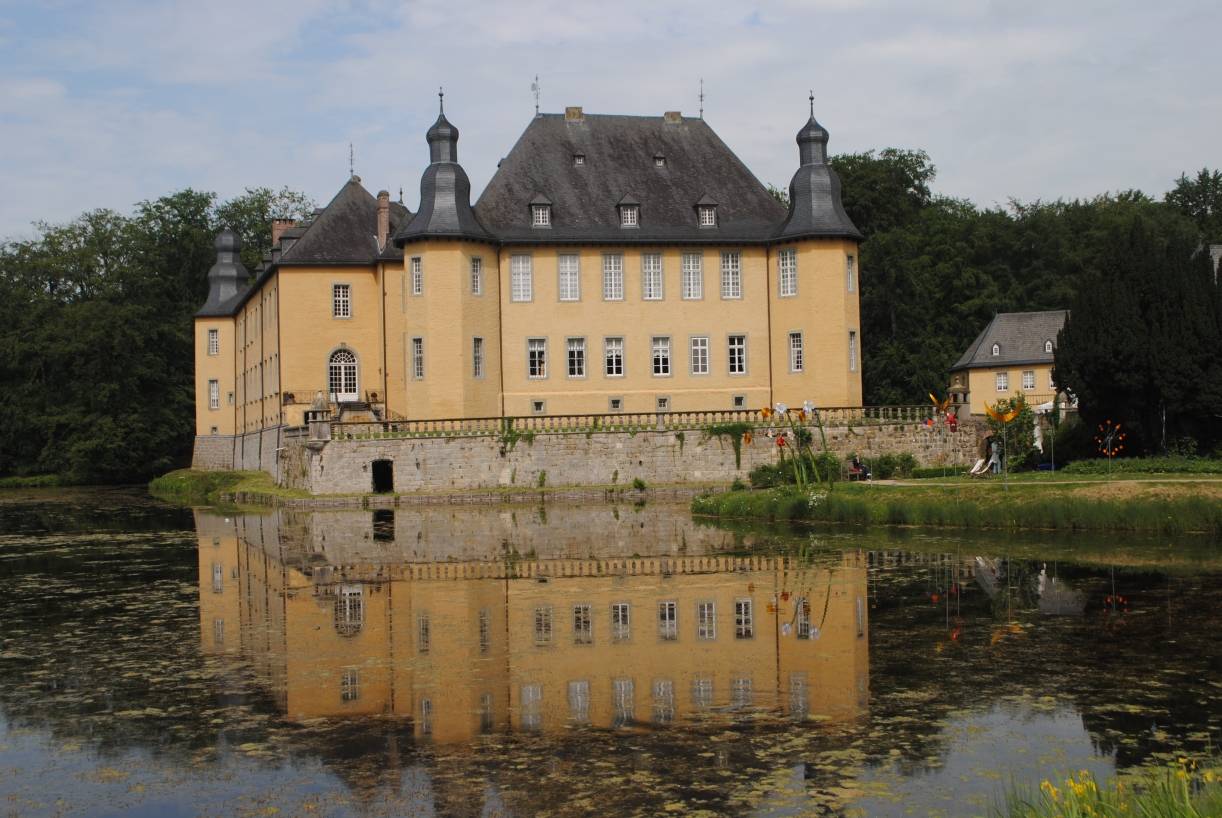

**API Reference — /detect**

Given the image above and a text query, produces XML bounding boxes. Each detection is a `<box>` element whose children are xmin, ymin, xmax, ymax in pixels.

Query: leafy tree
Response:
<box><xmin>985</xmin><ymin>395</ymin><xmax>1038</xmax><ymax>470</ymax></box>
<box><xmin>830</xmin><ymin>148</ymin><xmax>935</xmax><ymax>239</ymax></box>
<box><xmin>1165</xmin><ymin>168</ymin><xmax>1222</xmax><ymax>241</ymax></box>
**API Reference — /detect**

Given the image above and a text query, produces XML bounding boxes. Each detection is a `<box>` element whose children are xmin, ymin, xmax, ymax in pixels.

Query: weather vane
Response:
<box><xmin>699</xmin><ymin>78</ymin><xmax>704</xmax><ymax>119</ymax></box>
<box><xmin>809</xmin><ymin>90</ymin><xmax>814</xmax><ymax>116</ymax></box>
<box><xmin>531</xmin><ymin>75</ymin><xmax>540</xmax><ymax>116</ymax></box>
<box><xmin>349</xmin><ymin>143</ymin><xmax>354</xmax><ymax>178</ymax></box>
<box><xmin>438</xmin><ymin>86</ymin><xmax>444</xmax><ymax>114</ymax></box>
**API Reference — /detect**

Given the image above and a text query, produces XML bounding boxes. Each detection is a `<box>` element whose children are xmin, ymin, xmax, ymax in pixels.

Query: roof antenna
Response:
<box><xmin>438</xmin><ymin>86</ymin><xmax>444</xmax><ymax>115</ymax></box>
<box><xmin>809</xmin><ymin>89</ymin><xmax>814</xmax><ymax>117</ymax></box>
<box><xmin>531</xmin><ymin>75</ymin><xmax>540</xmax><ymax>116</ymax></box>
<box><xmin>699</xmin><ymin>77</ymin><xmax>704</xmax><ymax>119</ymax></box>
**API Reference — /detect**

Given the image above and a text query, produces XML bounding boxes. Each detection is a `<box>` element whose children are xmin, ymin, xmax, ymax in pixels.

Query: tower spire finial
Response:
<box><xmin>531</xmin><ymin>75</ymin><xmax>540</xmax><ymax>116</ymax></box>
<box><xmin>699</xmin><ymin>77</ymin><xmax>705</xmax><ymax>119</ymax></box>
<box><xmin>349</xmin><ymin>142</ymin><xmax>354</xmax><ymax>178</ymax></box>
<box><xmin>809</xmin><ymin>90</ymin><xmax>814</xmax><ymax>117</ymax></box>
<box><xmin>438</xmin><ymin>86</ymin><xmax>444</xmax><ymax>115</ymax></box>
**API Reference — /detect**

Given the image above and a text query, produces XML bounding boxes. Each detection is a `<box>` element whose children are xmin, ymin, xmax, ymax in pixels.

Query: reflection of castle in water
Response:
<box><xmin>196</xmin><ymin>506</ymin><xmax>869</xmax><ymax>742</ymax></box>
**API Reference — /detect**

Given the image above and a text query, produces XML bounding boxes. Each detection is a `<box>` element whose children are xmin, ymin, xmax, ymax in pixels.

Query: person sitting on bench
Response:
<box><xmin>848</xmin><ymin>456</ymin><xmax>871</xmax><ymax>481</ymax></box>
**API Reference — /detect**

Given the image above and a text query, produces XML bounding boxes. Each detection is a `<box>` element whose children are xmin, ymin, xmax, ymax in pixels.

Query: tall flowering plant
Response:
<box><xmin>758</xmin><ymin>401</ymin><xmax>835</xmax><ymax>490</ymax></box>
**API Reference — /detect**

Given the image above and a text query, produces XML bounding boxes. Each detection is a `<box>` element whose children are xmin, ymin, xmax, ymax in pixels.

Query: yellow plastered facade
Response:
<box><xmin>960</xmin><ymin>365</ymin><xmax>1056</xmax><ymax>416</ymax></box>
<box><xmin>194</xmin><ymin>319</ymin><xmax>236</xmax><ymax>435</ymax></box>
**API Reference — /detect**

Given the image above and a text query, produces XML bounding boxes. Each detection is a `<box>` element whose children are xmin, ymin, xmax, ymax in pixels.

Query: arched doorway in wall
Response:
<box><xmin>328</xmin><ymin>348</ymin><xmax>359</xmax><ymax>403</ymax></box>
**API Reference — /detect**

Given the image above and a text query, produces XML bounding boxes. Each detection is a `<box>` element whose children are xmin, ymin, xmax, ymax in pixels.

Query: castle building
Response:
<box><xmin>194</xmin><ymin>99</ymin><xmax>863</xmax><ymax>464</ymax></box>
<box><xmin>948</xmin><ymin>310</ymin><xmax>1067</xmax><ymax>415</ymax></box>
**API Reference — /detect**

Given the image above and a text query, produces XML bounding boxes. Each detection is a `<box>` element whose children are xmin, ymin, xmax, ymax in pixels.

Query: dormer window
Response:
<box><xmin>573</xmin><ymin>153</ymin><xmax>585</xmax><ymax>166</ymax></box>
<box><xmin>620</xmin><ymin>205</ymin><xmax>639</xmax><ymax>227</ymax></box>
<box><xmin>654</xmin><ymin>154</ymin><xmax>666</xmax><ymax>168</ymax></box>
<box><xmin>532</xmin><ymin>204</ymin><xmax>551</xmax><ymax>227</ymax></box>
<box><xmin>698</xmin><ymin>205</ymin><xmax>717</xmax><ymax>227</ymax></box>
<box><xmin>991</xmin><ymin>343</ymin><xmax>1001</xmax><ymax>356</ymax></box>
<box><xmin>1044</xmin><ymin>339</ymin><xmax>1054</xmax><ymax>353</ymax></box>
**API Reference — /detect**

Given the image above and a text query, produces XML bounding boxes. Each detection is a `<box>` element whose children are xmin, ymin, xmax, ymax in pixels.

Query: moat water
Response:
<box><xmin>0</xmin><ymin>487</ymin><xmax>1218</xmax><ymax>817</ymax></box>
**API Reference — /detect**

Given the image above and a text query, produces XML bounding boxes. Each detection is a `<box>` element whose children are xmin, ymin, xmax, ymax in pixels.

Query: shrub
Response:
<box><xmin>632</xmin><ymin>477</ymin><xmax>647</xmax><ymax>491</ymax></box>
<box><xmin>910</xmin><ymin>465</ymin><xmax>970</xmax><ymax>479</ymax></box>
<box><xmin>1061</xmin><ymin>456</ymin><xmax>1222</xmax><ymax>475</ymax></box>
<box><xmin>749</xmin><ymin>463</ymin><xmax>785</xmax><ymax>488</ymax></box>
<box><xmin>729</xmin><ymin>477</ymin><xmax>747</xmax><ymax>491</ymax></box>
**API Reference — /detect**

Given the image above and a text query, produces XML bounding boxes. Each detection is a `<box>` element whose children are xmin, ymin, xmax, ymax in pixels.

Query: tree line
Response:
<box><xmin>1</xmin><ymin>164</ymin><xmax>1219</xmax><ymax>482</ymax></box>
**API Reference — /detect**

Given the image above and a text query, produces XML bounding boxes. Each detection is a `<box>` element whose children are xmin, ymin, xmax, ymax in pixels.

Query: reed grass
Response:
<box><xmin>997</xmin><ymin>765</ymin><xmax>1222</xmax><ymax>818</ymax></box>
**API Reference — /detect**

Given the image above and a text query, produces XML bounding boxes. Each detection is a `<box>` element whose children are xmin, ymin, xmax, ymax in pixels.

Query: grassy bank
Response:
<box><xmin>148</xmin><ymin>469</ymin><xmax>308</xmax><ymax>506</ymax></box>
<box><xmin>0</xmin><ymin>474</ymin><xmax>64</xmax><ymax>488</ymax></box>
<box><xmin>998</xmin><ymin>764</ymin><xmax>1221</xmax><ymax>818</ymax></box>
<box><xmin>691</xmin><ymin>478</ymin><xmax>1222</xmax><ymax>535</ymax></box>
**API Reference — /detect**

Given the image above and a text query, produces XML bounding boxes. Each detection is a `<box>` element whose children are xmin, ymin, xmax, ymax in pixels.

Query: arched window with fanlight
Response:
<box><xmin>328</xmin><ymin>349</ymin><xmax>359</xmax><ymax>402</ymax></box>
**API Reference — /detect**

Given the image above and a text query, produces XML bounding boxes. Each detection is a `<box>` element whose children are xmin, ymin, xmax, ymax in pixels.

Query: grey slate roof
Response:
<box><xmin>392</xmin><ymin>112</ymin><xmax>495</xmax><ymax>246</ymax></box>
<box><xmin>196</xmin><ymin>229</ymin><xmax>251</xmax><ymax>317</ymax></box>
<box><xmin>281</xmin><ymin>177</ymin><xmax>386</xmax><ymax>264</ymax></box>
<box><xmin>951</xmin><ymin>310</ymin><xmax>1069</xmax><ymax>370</ymax></box>
<box><xmin>474</xmin><ymin>113</ymin><xmax>788</xmax><ymax>244</ymax></box>
<box><xmin>774</xmin><ymin>114</ymin><xmax>862</xmax><ymax>241</ymax></box>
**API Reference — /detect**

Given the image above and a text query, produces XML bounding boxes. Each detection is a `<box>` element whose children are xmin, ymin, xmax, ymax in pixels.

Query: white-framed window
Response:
<box><xmin>566</xmin><ymin>337</ymin><xmax>586</xmax><ymax>378</ymax></box>
<box><xmin>470</xmin><ymin>256</ymin><xmax>483</xmax><ymax>295</ymax></box>
<box><xmin>849</xmin><ymin>330</ymin><xmax>858</xmax><ymax>372</ymax></box>
<box><xmin>620</xmin><ymin>205</ymin><xmax>639</xmax><ymax>227</ymax></box>
<box><xmin>732</xmin><ymin>395</ymin><xmax>746</xmax><ymax>409</ymax></box>
<box><xmin>573</xmin><ymin>604</ymin><xmax>593</xmax><ymax>645</ymax></box>
<box><xmin>332</xmin><ymin>283</ymin><xmax>351</xmax><ymax>318</ymax></box>
<box><xmin>1022</xmin><ymin>370</ymin><xmax>1035</xmax><ymax>390</ymax></box>
<box><xmin>779</xmin><ymin>249</ymin><xmax>797</xmax><ymax>297</ymax></box>
<box><xmin>420</xmin><ymin>698</ymin><xmax>433</xmax><ymax>735</ymax></box>
<box><xmin>656</xmin><ymin>396</ymin><xmax>670</xmax><ymax>412</ymax></box>
<box><xmin>521</xmin><ymin>683</ymin><xmax>542</xmax><ymax>730</ymax></box>
<box><xmin>796</xmin><ymin>597</ymin><xmax>812</xmax><ymax>639</ymax></box>
<box><xmin>1045</xmin><ymin>339</ymin><xmax>1054</xmax><ymax>353</ymax></box>
<box><xmin>573</xmin><ymin>153</ymin><xmax>585</xmax><ymax>166</ymax></box>
<box><xmin>568</xmin><ymin>680</ymin><xmax>590</xmax><ymax>724</ymax></box>
<box><xmin>411</xmin><ymin>337</ymin><xmax>424</xmax><ymax>380</ymax></box>
<box><xmin>211</xmin><ymin>562</ymin><xmax>223</xmax><ymax>593</ymax></box>
<box><xmin>527</xmin><ymin>338</ymin><xmax>547</xmax><ymax>379</ymax></box>
<box><xmin>652</xmin><ymin>336</ymin><xmax>671</xmax><ymax>376</ymax></box>
<box><xmin>846</xmin><ymin>254</ymin><xmax>856</xmax><ymax>292</ymax></box>
<box><xmin>479</xmin><ymin>692</ymin><xmax>494</xmax><ymax>733</ymax></box>
<box><xmin>207</xmin><ymin>328</ymin><xmax>219</xmax><ymax>356</ymax></box>
<box><xmin>410</xmin><ymin>256</ymin><xmax>423</xmax><ymax>295</ymax></box>
<box><xmin>417</xmin><ymin>612</ymin><xmax>430</xmax><ymax>654</ymax></box>
<box><xmin>612</xmin><ymin>602</ymin><xmax>630</xmax><ymax>642</ymax></box>
<box><xmin>534</xmin><ymin>605</ymin><xmax>553</xmax><ymax>645</ymax></box>
<box><xmin>334</xmin><ymin>584</ymin><xmax>363</xmax><ymax>635</ymax></box>
<box><xmin>789</xmin><ymin>672</ymin><xmax>809</xmax><ymax>718</ymax></box>
<box><xmin>208</xmin><ymin>379</ymin><xmax>219</xmax><ymax>410</ymax></box>
<box><xmin>605</xmin><ymin>337</ymin><xmax>624</xmax><ymax>377</ymax></box>
<box><xmin>341</xmin><ymin>668</ymin><xmax>360</xmax><ymax>702</ymax></box>
<box><xmin>609</xmin><ymin>396</ymin><xmax>623</xmax><ymax>412</ymax></box>
<box><xmin>690</xmin><ymin>336</ymin><xmax>710</xmax><ymax>375</ymax></box>
<box><xmin>692</xmin><ymin>677</ymin><xmax>713</xmax><ymax>709</ymax></box>
<box><xmin>682</xmin><ymin>253</ymin><xmax>703</xmax><ymax>300</ymax></box>
<box><xmin>652</xmin><ymin>678</ymin><xmax>675</xmax><ymax>723</ymax></box>
<box><xmin>698</xmin><ymin>205</ymin><xmax>716</xmax><ymax>227</ymax></box>
<box><xmin>697</xmin><ymin>601</ymin><xmax>716</xmax><ymax>640</ymax></box>
<box><xmin>330</xmin><ymin>349</ymin><xmax>358</xmax><ymax>399</ymax></box>
<box><xmin>991</xmin><ymin>343</ymin><xmax>1000</xmax><ymax>356</ymax></box>
<box><xmin>996</xmin><ymin>372</ymin><xmax>1009</xmax><ymax>391</ymax></box>
<box><xmin>213</xmin><ymin>617</ymin><xmax>225</xmax><ymax>645</ymax></box>
<box><xmin>479</xmin><ymin>608</ymin><xmax>491</xmax><ymax>653</ymax></box>
<box><xmin>728</xmin><ymin>334</ymin><xmax>746</xmax><ymax>375</ymax></box>
<box><xmin>472</xmin><ymin>337</ymin><xmax>484</xmax><ymax>379</ymax></box>
<box><xmin>511</xmin><ymin>255</ymin><xmax>533</xmax><ymax>302</ymax></box>
<box><xmin>532</xmin><ymin>399</ymin><xmax>546</xmax><ymax>414</ymax></box>
<box><xmin>558</xmin><ymin>254</ymin><xmax>580</xmax><ymax>302</ymax></box>
<box><xmin>603</xmin><ymin>254</ymin><xmax>624</xmax><ymax>300</ymax></box>
<box><xmin>732</xmin><ymin>676</ymin><xmax>753</xmax><ymax>708</ymax></box>
<box><xmin>613</xmin><ymin>678</ymin><xmax>634</xmax><ymax>726</ymax></box>
<box><xmin>658</xmin><ymin>600</ymin><xmax>677</xmax><ymax>640</ymax></box>
<box><xmin>735</xmin><ymin>598</ymin><xmax>754</xmax><ymax>638</ymax></box>
<box><xmin>789</xmin><ymin>331</ymin><xmax>804</xmax><ymax>373</ymax></box>
<box><xmin>532</xmin><ymin>204</ymin><xmax>551</xmax><ymax>227</ymax></box>
<box><xmin>720</xmin><ymin>251</ymin><xmax>742</xmax><ymax>299</ymax></box>
<box><xmin>641</xmin><ymin>253</ymin><xmax>663</xmax><ymax>300</ymax></box>
<box><xmin>857</xmin><ymin>595</ymin><xmax>865</xmax><ymax>638</ymax></box>
<box><xmin>654</xmin><ymin>154</ymin><xmax>666</xmax><ymax>168</ymax></box>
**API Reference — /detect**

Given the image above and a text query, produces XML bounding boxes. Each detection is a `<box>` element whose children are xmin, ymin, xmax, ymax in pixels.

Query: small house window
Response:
<box><xmin>532</xmin><ymin>399</ymin><xmax>546</xmax><ymax>414</ymax></box>
<box><xmin>208</xmin><ymin>379</ymin><xmax>219</xmax><ymax>410</ymax></box>
<box><xmin>778</xmin><ymin>249</ymin><xmax>797</xmax><ymax>296</ymax></box>
<box><xmin>1022</xmin><ymin>370</ymin><xmax>1035</xmax><ymax>390</ymax></box>
<box><xmin>527</xmin><ymin>338</ymin><xmax>547</xmax><ymax>379</ymax></box>
<box><xmin>654</xmin><ymin>155</ymin><xmax>666</xmax><ymax>167</ymax></box>
<box><xmin>991</xmin><ymin>343</ymin><xmax>1000</xmax><ymax>356</ymax></box>
<box><xmin>656</xmin><ymin>396</ymin><xmax>670</xmax><ymax>411</ymax></box>
<box><xmin>996</xmin><ymin>372</ymin><xmax>1009</xmax><ymax>391</ymax></box>
<box><xmin>532</xmin><ymin>204</ymin><xmax>551</xmax><ymax>227</ymax></box>
<box><xmin>620</xmin><ymin>205</ymin><xmax>639</xmax><ymax>227</ymax></box>
<box><xmin>608</xmin><ymin>396</ymin><xmax>623</xmax><ymax>412</ymax></box>
<box><xmin>732</xmin><ymin>395</ymin><xmax>746</xmax><ymax>409</ymax></box>
<box><xmin>698</xmin><ymin>205</ymin><xmax>717</xmax><ymax>227</ymax></box>
<box><xmin>1044</xmin><ymin>339</ymin><xmax>1053</xmax><ymax>353</ymax></box>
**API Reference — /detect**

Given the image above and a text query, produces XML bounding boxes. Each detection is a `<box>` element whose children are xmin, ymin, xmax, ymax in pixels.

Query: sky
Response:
<box><xmin>1</xmin><ymin>0</ymin><xmax>1219</xmax><ymax>239</ymax></box>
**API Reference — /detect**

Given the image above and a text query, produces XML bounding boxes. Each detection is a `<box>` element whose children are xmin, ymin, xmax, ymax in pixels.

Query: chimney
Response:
<box><xmin>376</xmin><ymin>190</ymin><xmax>390</xmax><ymax>250</ymax></box>
<box><xmin>565</xmin><ymin>106</ymin><xmax>584</xmax><ymax>122</ymax></box>
<box><xmin>271</xmin><ymin>218</ymin><xmax>296</xmax><ymax>247</ymax></box>
<box><xmin>663</xmin><ymin>111</ymin><xmax>682</xmax><ymax>124</ymax></box>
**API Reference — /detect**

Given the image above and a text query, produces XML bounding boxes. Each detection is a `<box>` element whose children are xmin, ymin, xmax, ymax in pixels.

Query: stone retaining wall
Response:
<box><xmin>192</xmin><ymin>427</ymin><xmax>285</xmax><ymax>480</ymax></box>
<box><xmin>282</xmin><ymin>420</ymin><xmax>984</xmax><ymax>495</ymax></box>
